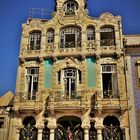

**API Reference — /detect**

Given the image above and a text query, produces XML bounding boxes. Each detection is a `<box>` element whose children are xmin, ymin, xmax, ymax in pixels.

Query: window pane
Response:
<box><xmin>100</xmin><ymin>27</ymin><xmax>115</xmax><ymax>46</ymax></box>
<box><xmin>29</xmin><ymin>31</ymin><xmax>41</xmax><ymax>50</ymax></box>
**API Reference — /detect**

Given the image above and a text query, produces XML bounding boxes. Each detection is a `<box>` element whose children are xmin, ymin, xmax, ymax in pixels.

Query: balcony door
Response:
<box><xmin>26</xmin><ymin>67</ymin><xmax>39</xmax><ymax>100</ymax></box>
<box><xmin>63</xmin><ymin>68</ymin><xmax>76</xmax><ymax>99</ymax></box>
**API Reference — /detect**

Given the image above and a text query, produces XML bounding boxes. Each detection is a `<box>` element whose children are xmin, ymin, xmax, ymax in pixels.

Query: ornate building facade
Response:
<box><xmin>0</xmin><ymin>0</ymin><xmax>136</xmax><ymax>140</ymax></box>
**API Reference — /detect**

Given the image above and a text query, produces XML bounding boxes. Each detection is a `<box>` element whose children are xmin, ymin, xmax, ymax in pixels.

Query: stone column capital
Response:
<box><xmin>94</xmin><ymin>125</ymin><xmax>104</xmax><ymax>130</ymax></box>
<box><xmin>81</xmin><ymin>124</ymin><xmax>90</xmax><ymax>130</ymax></box>
<box><xmin>35</xmin><ymin>125</ymin><xmax>44</xmax><ymax>130</ymax></box>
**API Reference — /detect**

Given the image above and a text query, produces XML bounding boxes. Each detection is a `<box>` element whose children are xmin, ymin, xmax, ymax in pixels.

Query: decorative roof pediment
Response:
<box><xmin>99</xmin><ymin>12</ymin><xmax>114</xmax><ymax>19</ymax></box>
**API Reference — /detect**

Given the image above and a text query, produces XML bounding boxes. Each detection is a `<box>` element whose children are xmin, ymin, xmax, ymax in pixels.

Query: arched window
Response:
<box><xmin>57</xmin><ymin>68</ymin><xmax>82</xmax><ymax>99</ymax></box>
<box><xmin>47</xmin><ymin>29</ymin><xmax>54</xmax><ymax>43</ymax></box>
<box><xmin>100</xmin><ymin>26</ymin><xmax>115</xmax><ymax>46</ymax></box>
<box><xmin>29</xmin><ymin>31</ymin><xmax>41</xmax><ymax>50</ymax></box>
<box><xmin>87</xmin><ymin>27</ymin><xmax>95</xmax><ymax>41</ymax></box>
<box><xmin>59</xmin><ymin>27</ymin><xmax>81</xmax><ymax>48</ymax></box>
<box><xmin>63</xmin><ymin>0</ymin><xmax>78</xmax><ymax>15</ymax></box>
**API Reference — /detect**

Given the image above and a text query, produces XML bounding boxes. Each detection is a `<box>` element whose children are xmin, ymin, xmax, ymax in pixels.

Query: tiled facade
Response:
<box><xmin>125</xmin><ymin>35</ymin><xmax>140</xmax><ymax>140</ymax></box>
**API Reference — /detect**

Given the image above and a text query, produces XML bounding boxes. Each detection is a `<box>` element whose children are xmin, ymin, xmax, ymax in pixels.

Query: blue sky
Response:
<box><xmin>0</xmin><ymin>0</ymin><xmax>140</xmax><ymax>96</ymax></box>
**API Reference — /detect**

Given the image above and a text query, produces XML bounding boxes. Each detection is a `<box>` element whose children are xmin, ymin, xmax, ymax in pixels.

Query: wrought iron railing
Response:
<box><xmin>20</xmin><ymin>124</ymin><xmax>38</xmax><ymax>140</ymax></box>
<box><xmin>49</xmin><ymin>91</ymin><xmax>82</xmax><ymax>102</ymax></box>
<box><xmin>100</xmin><ymin>39</ymin><xmax>115</xmax><ymax>46</ymax></box>
<box><xmin>59</xmin><ymin>41</ymin><xmax>81</xmax><ymax>48</ymax></box>
<box><xmin>17</xmin><ymin>92</ymin><xmax>38</xmax><ymax>101</ymax></box>
<box><xmin>103</xmin><ymin>90</ymin><xmax>119</xmax><ymax>99</ymax></box>
<box><xmin>102</xmin><ymin>124</ymin><xmax>124</xmax><ymax>140</ymax></box>
<box><xmin>28</xmin><ymin>44</ymin><xmax>41</xmax><ymax>50</ymax></box>
<box><xmin>29</xmin><ymin>8</ymin><xmax>52</xmax><ymax>19</ymax></box>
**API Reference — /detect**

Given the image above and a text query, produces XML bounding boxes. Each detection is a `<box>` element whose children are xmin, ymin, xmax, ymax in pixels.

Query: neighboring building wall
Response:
<box><xmin>125</xmin><ymin>55</ymin><xmax>137</xmax><ymax>140</ymax></box>
<box><xmin>131</xmin><ymin>55</ymin><xmax>140</xmax><ymax>140</ymax></box>
<box><xmin>0</xmin><ymin>92</ymin><xmax>14</xmax><ymax>140</ymax></box>
<box><xmin>125</xmin><ymin>34</ymin><xmax>140</xmax><ymax>140</ymax></box>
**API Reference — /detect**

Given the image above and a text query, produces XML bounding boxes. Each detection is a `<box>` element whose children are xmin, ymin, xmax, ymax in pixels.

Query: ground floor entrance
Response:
<box><xmin>19</xmin><ymin>116</ymin><xmax>126</xmax><ymax>140</ymax></box>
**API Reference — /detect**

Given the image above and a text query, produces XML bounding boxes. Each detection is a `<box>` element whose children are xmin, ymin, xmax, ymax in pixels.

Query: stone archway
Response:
<box><xmin>102</xmin><ymin>116</ymin><xmax>124</xmax><ymax>140</ymax></box>
<box><xmin>55</xmin><ymin>116</ymin><xmax>84</xmax><ymax>140</ymax></box>
<box><xmin>19</xmin><ymin>116</ymin><xmax>38</xmax><ymax>140</ymax></box>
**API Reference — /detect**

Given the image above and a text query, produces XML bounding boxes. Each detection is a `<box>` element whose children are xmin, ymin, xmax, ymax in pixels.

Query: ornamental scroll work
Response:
<box><xmin>55</xmin><ymin>10</ymin><xmax>86</xmax><ymax>26</ymax></box>
<box><xmin>54</xmin><ymin>57</ymin><xmax>85</xmax><ymax>72</ymax></box>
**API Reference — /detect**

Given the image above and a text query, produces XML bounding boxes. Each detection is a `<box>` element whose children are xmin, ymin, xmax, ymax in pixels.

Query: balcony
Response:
<box><xmin>20</xmin><ymin>39</ymin><xmax>120</xmax><ymax>59</ymax></box>
<box><xmin>58</xmin><ymin>41</ymin><xmax>81</xmax><ymax>53</ymax></box>
<box><xmin>14</xmin><ymin>92</ymin><xmax>42</xmax><ymax>112</ymax></box>
<box><xmin>96</xmin><ymin>90</ymin><xmax>128</xmax><ymax>112</ymax></box>
<box><xmin>48</xmin><ymin>91</ymin><xmax>88</xmax><ymax>109</ymax></box>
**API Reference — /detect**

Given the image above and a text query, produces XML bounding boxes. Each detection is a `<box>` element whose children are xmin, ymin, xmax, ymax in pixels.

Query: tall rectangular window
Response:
<box><xmin>57</xmin><ymin>68</ymin><xmax>82</xmax><ymax>99</ymax></box>
<box><xmin>101</xmin><ymin>64</ymin><xmax>118</xmax><ymax>98</ymax></box>
<box><xmin>136</xmin><ymin>62</ymin><xmax>140</xmax><ymax>87</ymax></box>
<box><xmin>26</xmin><ymin>67</ymin><xmax>39</xmax><ymax>100</ymax></box>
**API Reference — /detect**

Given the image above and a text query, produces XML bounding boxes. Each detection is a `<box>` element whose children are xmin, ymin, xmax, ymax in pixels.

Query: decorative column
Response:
<box><xmin>36</xmin><ymin>126</ymin><xmax>43</xmax><ymax>140</ymax></box>
<box><xmin>47</xmin><ymin>117</ymin><xmax>57</xmax><ymax>140</ymax></box>
<box><xmin>41</xmin><ymin>31</ymin><xmax>46</xmax><ymax>53</ymax></box>
<box><xmin>96</xmin><ymin>127</ymin><xmax>102</xmax><ymax>140</ymax></box>
<box><xmin>83</xmin><ymin>126</ymin><xmax>90</xmax><ymax>140</ymax></box>
<box><xmin>95</xmin><ymin>122</ymin><xmax>103</xmax><ymax>140</ymax></box>
<box><xmin>15</xmin><ymin>126</ymin><xmax>21</xmax><ymax>140</ymax></box>
<box><xmin>81</xmin><ymin>110</ymin><xmax>90</xmax><ymax>140</ymax></box>
<box><xmin>49</xmin><ymin>127</ymin><xmax>55</xmax><ymax>140</ymax></box>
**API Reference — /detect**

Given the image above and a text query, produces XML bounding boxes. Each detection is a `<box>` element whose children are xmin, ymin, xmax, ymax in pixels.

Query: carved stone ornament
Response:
<box><xmin>54</xmin><ymin>57</ymin><xmax>85</xmax><ymax>72</ymax></box>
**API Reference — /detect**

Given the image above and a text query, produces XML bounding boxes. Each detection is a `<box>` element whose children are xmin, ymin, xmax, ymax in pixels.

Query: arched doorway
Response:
<box><xmin>55</xmin><ymin>116</ymin><xmax>84</xmax><ymax>140</ymax></box>
<box><xmin>102</xmin><ymin>116</ymin><xmax>124</xmax><ymax>140</ymax></box>
<box><xmin>19</xmin><ymin>116</ymin><xmax>38</xmax><ymax>140</ymax></box>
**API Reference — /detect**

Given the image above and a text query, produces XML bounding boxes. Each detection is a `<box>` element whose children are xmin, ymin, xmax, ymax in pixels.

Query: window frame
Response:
<box><xmin>87</xmin><ymin>27</ymin><xmax>95</xmax><ymax>41</ymax></box>
<box><xmin>25</xmin><ymin>67</ymin><xmax>39</xmax><ymax>100</ymax></box>
<box><xmin>62</xmin><ymin>0</ymin><xmax>78</xmax><ymax>16</ymax></box>
<box><xmin>47</xmin><ymin>29</ymin><xmax>54</xmax><ymax>44</ymax></box>
<box><xmin>59</xmin><ymin>27</ymin><xmax>81</xmax><ymax>48</ymax></box>
<box><xmin>135</xmin><ymin>61</ymin><xmax>140</xmax><ymax>88</ymax></box>
<box><xmin>101</xmin><ymin>64</ymin><xmax>118</xmax><ymax>99</ymax></box>
<box><xmin>100</xmin><ymin>26</ymin><xmax>115</xmax><ymax>46</ymax></box>
<box><xmin>57</xmin><ymin>68</ymin><xmax>82</xmax><ymax>99</ymax></box>
<box><xmin>29</xmin><ymin>31</ymin><xmax>41</xmax><ymax>50</ymax></box>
